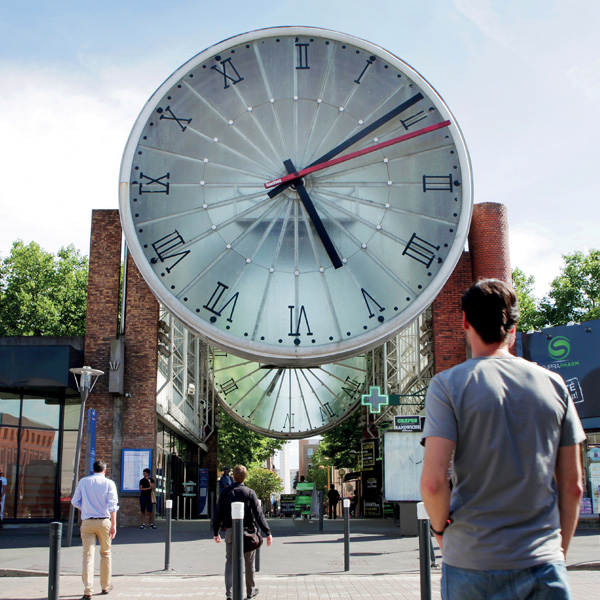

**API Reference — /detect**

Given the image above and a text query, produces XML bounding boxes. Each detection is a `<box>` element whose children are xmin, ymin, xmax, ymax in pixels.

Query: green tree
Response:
<box><xmin>512</xmin><ymin>267</ymin><xmax>546</xmax><ymax>332</ymax></box>
<box><xmin>0</xmin><ymin>241</ymin><xmax>88</xmax><ymax>336</ymax></box>
<box><xmin>541</xmin><ymin>249</ymin><xmax>600</xmax><ymax>326</ymax></box>
<box><xmin>315</xmin><ymin>409</ymin><xmax>362</xmax><ymax>470</ymax></box>
<box><xmin>307</xmin><ymin>461</ymin><xmax>329</xmax><ymax>495</ymax></box>
<box><xmin>245</xmin><ymin>466</ymin><xmax>283</xmax><ymax>504</ymax></box>
<box><xmin>217</xmin><ymin>407</ymin><xmax>286</xmax><ymax>470</ymax></box>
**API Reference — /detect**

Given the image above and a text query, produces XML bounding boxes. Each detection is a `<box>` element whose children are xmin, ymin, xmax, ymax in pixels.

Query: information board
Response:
<box><xmin>383</xmin><ymin>431</ymin><xmax>424</xmax><ymax>501</ymax></box>
<box><xmin>280</xmin><ymin>494</ymin><xmax>296</xmax><ymax>516</ymax></box>
<box><xmin>121</xmin><ymin>448</ymin><xmax>152</xmax><ymax>493</ymax></box>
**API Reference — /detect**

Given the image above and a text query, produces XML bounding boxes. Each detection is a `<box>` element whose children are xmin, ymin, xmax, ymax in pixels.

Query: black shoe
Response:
<box><xmin>101</xmin><ymin>584</ymin><xmax>114</xmax><ymax>595</ymax></box>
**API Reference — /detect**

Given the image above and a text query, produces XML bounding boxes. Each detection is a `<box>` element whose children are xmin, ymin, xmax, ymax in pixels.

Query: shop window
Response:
<box><xmin>18</xmin><ymin>428</ymin><xmax>58</xmax><ymax>518</ymax></box>
<box><xmin>22</xmin><ymin>396</ymin><xmax>60</xmax><ymax>429</ymax></box>
<box><xmin>64</xmin><ymin>402</ymin><xmax>82</xmax><ymax>430</ymax></box>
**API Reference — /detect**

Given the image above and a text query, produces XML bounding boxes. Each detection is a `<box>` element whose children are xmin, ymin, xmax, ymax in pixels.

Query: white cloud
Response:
<box><xmin>0</xmin><ymin>62</ymin><xmax>149</xmax><ymax>257</ymax></box>
<box><xmin>510</xmin><ymin>226</ymin><xmax>561</xmax><ymax>297</ymax></box>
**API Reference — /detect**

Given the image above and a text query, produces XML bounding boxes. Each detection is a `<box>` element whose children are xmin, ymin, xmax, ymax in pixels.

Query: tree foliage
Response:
<box><xmin>512</xmin><ymin>267</ymin><xmax>546</xmax><ymax>332</ymax></box>
<box><xmin>307</xmin><ymin>460</ymin><xmax>329</xmax><ymax>495</ymax></box>
<box><xmin>513</xmin><ymin>250</ymin><xmax>600</xmax><ymax>330</ymax></box>
<box><xmin>217</xmin><ymin>407</ymin><xmax>286</xmax><ymax>470</ymax></box>
<box><xmin>0</xmin><ymin>241</ymin><xmax>88</xmax><ymax>336</ymax></box>
<box><xmin>245</xmin><ymin>466</ymin><xmax>283</xmax><ymax>504</ymax></box>
<box><xmin>313</xmin><ymin>409</ymin><xmax>362</xmax><ymax>470</ymax></box>
<box><xmin>542</xmin><ymin>249</ymin><xmax>600</xmax><ymax>326</ymax></box>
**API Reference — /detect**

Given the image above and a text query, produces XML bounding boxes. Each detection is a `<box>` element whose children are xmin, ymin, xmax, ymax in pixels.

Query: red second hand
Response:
<box><xmin>264</xmin><ymin>120</ymin><xmax>451</xmax><ymax>189</ymax></box>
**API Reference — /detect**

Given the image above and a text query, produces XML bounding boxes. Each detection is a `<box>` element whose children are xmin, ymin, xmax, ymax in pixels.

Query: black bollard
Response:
<box><xmin>255</xmin><ymin>546</ymin><xmax>260</xmax><ymax>572</ymax></box>
<box><xmin>48</xmin><ymin>522</ymin><xmax>62</xmax><ymax>600</ymax></box>
<box><xmin>318</xmin><ymin>491</ymin><xmax>324</xmax><ymax>532</ymax></box>
<box><xmin>232</xmin><ymin>501</ymin><xmax>244</xmax><ymax>600</ymax></box>
<box><xmin>417</xmin><ymin>502</ymin><xmax>432</xmax><ymax>600</ymax></box>
<box><xmin>343</xmin><ymin>498</ymin><xmax>350</xmax><ymax>571</ymax></box>
<box><xmin>165</xmin><ymin>499</ymin><xmax>173</xmax><ymax>570</ymax></box>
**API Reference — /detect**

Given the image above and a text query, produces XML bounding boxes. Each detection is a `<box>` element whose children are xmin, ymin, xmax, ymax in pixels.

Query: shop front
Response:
<box><xmin>518</xmin><ymin>322</ymin><xmax>600</xmax><ymax>520</ymax></box>
<box><xmin>0</xmin><ymin>339</ymin><xmax>84</xmax><ymax>522</ymax></box>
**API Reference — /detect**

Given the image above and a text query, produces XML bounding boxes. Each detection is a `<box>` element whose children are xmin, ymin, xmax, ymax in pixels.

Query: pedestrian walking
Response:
<box><xmin>71</xmin><ymin>459</ymin><xmax>119</xmax><ymax>599</ymax></box>
<box><xmin>213</xmin><ymin>465</ymin><xmax>272</xmax><ymax>600</ymax></box>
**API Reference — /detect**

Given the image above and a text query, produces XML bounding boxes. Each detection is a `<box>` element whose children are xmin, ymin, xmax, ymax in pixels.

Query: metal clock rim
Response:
<box><xmin>119</xmin><ymin>26</ymin><xmax>473</xmax><ymax>366</ymax></box>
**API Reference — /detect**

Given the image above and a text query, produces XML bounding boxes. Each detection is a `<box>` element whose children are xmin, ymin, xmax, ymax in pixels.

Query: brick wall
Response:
<box><xmin>468</xmin><ymin>202</ymin><xmax>512</xmax><ymax>283</ymax></box>
<box><xmin>118</xmin><ymin>252</ymin><xmax>159</xmax><ymax>526</ymax></box>
<box><xmin>432</xmin><ymin>203</ymin><xmax>512</xmax><ymax>373</ymax></box>
<box><xmin>83</xmin><ymin>210</ymin><xmax>122</xmax><ymax>480</ymax></box>
<box><xmin>432</xmin><ymin>252</ymin><xmax>472</xmax><ymax>373</ymax></box>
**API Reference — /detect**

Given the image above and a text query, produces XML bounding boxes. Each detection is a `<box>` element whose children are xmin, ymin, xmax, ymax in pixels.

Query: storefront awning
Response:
<box><xmin>0</xmin><ymin>343</ymin><xmax>83</xmax><ymax>390</ymax></box>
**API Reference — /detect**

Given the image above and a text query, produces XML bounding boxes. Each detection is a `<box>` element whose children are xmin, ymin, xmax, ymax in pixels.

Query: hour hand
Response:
<box><xmin>284</xmin><ymin>159</ymin><xmax>343</xmax><ymax>269</ymax></box>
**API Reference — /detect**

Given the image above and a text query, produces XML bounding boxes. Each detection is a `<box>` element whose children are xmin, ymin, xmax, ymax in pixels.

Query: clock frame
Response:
<box><xmin>119</xmin><ymin>26</ymin><xmax>472</xmax><ymax>367</ymax></box>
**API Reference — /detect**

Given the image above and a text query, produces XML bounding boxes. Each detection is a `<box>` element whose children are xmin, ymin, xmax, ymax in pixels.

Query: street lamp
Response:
<box><xmin>65</xmin><ymin>366</ymin><xmax>104</xmax><ymax>547</ymax></box>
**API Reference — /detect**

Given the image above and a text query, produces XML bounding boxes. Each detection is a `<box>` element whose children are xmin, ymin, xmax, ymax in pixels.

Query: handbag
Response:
<box><xmin>151</xmin><ymin>489</ymin><xmax>157</xmax><ymax>504</ymax></box>
<box><xmin>243</xmin><ymin>524</ymin><xmax>263</xmax><ymax>552</ymax></box>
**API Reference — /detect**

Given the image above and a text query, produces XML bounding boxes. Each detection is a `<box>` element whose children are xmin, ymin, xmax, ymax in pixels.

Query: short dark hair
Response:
<box><xmin>461</xmin><ymin>279</ymin><xmax>519</xmax><ymax>344</ymax></box>
<box><xmin>93</xmin><ymin>460</ymin><xmax>107</xmax><ymax>473</ymax></box>
<box><xmin>143</xmin><ymin>468</ymin><xmax>151</xmax><ymax>475</ymax></box>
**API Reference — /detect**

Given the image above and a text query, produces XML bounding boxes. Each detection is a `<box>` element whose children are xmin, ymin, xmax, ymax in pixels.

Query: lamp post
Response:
<box><xmin>65</xmin><ymin>366</ymin><xmax>104</xmax><ymax>547</ymax></box>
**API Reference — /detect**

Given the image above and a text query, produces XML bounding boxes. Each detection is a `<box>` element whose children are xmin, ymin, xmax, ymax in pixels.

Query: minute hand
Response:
<box><xmin>267</xmin><ymin>92</ymin><xmax>424</xmax><ymax>198</ymax></box>
<box><xmin>265</xmin><ymin>120</ymin><xmax>451</xmax><ymax>190</ymax></box>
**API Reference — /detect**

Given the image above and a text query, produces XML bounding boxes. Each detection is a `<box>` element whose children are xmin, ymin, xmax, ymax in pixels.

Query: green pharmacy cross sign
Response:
<box><xmin>361</xmin><ymin>386</ymin><xmax>389</xmax><ymax>413</ymax></box>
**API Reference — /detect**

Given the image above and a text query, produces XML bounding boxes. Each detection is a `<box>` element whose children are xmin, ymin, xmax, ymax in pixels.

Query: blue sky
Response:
<box><xmin>1</xmin><ymin>1</ymin><xmax>599</xmax><ymax>296</ymax></box>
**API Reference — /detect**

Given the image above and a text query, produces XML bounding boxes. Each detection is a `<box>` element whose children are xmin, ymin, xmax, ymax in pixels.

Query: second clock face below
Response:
<box><xmin>120</xmin><ymin>27</ymin><xmax>472</xmax><ymax>365</ymax></box>
<box><xmin>212</xmin><ymin>352</ymin><xmax>368</xmax><ymax>438</ymax></box>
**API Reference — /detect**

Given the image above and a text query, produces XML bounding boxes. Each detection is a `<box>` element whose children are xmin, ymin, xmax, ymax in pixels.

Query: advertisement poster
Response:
<box><xmin>198</xmin><ymin>468</ymin><xmax>209</xmax><ymax>517</ymax></box>
<box><xmin>517</xmin><ymin>321</ymin><xmax>600</xmax><ymax>420</ymax></box>
<box><xmin>588</xmin><ymin>459</ymin><xmax>600</xmax><ymax>514</ymax></box>
<box><xmin>121</xmin><ymin>449</ymin><xmax>152</xmax><ymax>493</ymax></box>
<box><xmin>361</xmin><ymin>440</ymin><xmax>376</xmax><ymax>470</ymax></box>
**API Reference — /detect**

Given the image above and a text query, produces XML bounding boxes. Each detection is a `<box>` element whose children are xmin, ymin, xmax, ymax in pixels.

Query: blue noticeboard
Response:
<box><xmin>86</xmin><ymin>409</ymin><xmax>97</xmax><ymax>475</ymax></box>
<box><xmin>121</xmin><ymin>449</ymin><xmax>153</xmax><ymax>493</ymax></box>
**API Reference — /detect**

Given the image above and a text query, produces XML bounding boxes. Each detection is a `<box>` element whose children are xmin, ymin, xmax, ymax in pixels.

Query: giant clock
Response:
<box><xmin>120</xmin><ymin>26</ymin><xmax>472</xmax><ymax>366</ymax></box>
<box><xmin>212</xmin><ymin>353</ymin><xmax>367</xmax><ymax>438</ymax></box>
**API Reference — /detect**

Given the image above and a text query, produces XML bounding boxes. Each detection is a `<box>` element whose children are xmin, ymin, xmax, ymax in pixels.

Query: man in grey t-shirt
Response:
<box><xmin>421</xmin><ymin>279</ymin><xmax>585</xmax><ymax>600</ymax></box>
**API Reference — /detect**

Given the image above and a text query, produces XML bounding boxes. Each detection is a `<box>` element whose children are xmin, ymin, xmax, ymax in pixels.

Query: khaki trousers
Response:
<box><xmin>81</xmin><ymin>518</ymin><xmax>112</xmax><ymax>595</ymax></box>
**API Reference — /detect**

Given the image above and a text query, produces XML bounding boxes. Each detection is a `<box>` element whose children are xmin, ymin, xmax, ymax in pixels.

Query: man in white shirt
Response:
<box><xmin>71</xmin><ymin>460</ymin><xmax>119</xmax><ymax>599</ymax></box>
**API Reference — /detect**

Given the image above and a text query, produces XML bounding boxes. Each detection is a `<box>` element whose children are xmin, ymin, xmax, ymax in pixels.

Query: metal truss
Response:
<box><xmin>155</xmin><ymin>305</ymin><xmax>433</xmax><ymax>444</ymax></box>
<box><xmin>156</xmin><ymin>308</ymin><xmax>215</xmax><ymax>445</ymax></box>
<box><xmin>366</xmin><ymin>306</ymin><xmax>434</xmax><ymax>431</ymax></box>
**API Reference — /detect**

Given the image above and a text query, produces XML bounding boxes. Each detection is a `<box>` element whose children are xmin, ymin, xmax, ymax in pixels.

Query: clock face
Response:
<box><xmin>212</xmin><ymin>353</ymin><xmax>367</xmax><ymax>438</ymax></box>
<box><xmin>120</xmin><ymin>26</ymin><xmax>472</xmax><ymax>366</ymax></box>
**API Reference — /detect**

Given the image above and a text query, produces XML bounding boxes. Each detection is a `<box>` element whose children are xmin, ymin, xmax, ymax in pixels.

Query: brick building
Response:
<box><xmin>0</xmin><ymin>202</ymin><xmax>511</xmax><ymax>524</ymax></box>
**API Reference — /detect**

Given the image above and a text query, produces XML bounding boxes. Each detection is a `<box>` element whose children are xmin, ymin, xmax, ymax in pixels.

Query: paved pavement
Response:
<box><xmin>0</xmin><ymin>518</ymin><xmax>598</xmax><ymax>599</ymax></box>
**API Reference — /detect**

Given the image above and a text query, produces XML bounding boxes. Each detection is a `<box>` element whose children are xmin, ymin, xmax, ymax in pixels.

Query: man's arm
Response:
<box><xmin>420</xmin><ymin>436</ymin><xmax>456</xmax><ymax>548</ymax></box>
<box><xmin>109</xmin><ymin>510</ymin><xmax>117</xmax><ymax>539</ymax></box>
<box><xmin>555</xmin><ymin>444</ymin><xmax>583</xmax><ymax>558</ymax></box>
<box><xmin>71</xmin><ymin>481</ymin><xmax>83</xmax><ymax>509</ymax></box>
<box><xmin>107</xmin><ymin>481</ymin><xmax>119</xmax><ymax>539</ymax></box>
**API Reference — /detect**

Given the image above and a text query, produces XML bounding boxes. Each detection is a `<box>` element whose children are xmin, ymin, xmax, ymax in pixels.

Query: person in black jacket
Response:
<box><xmin>213</xmin><ymin>465</ymin><xmax>273</xmax><ymax>600</ymax></box>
